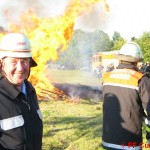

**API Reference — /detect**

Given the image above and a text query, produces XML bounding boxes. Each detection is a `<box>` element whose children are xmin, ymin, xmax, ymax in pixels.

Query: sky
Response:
<box><xmin>105</xmin><ymin>0</ymin><xmax>150</xmax><ymax>40</ymax></box>
<box><xmin>0</xmin><ymin>0</ymin><xmax>150</xmax><ymax>40</ymax></box>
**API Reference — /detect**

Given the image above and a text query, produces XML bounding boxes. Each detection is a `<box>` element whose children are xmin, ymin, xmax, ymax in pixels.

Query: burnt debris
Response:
<box><xmin>53</xmin><ymin>83</ymin><xmax>103</xmax><ymax>101</ymax></box>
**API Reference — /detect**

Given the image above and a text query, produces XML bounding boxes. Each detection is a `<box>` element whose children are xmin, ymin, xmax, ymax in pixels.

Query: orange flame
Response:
<box><xmin>0</xmin><ymin>0</ymin><xmax>109</xmax><ymax>99</ymax></box>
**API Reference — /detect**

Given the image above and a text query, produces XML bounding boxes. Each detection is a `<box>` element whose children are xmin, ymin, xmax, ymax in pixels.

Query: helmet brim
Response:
<box><xmin>115</xmin><ymin>54</ymin><xmax>143</xmax><ymax>63</ymax></box>
<box><xmin>30</xmin><ymin>58</ymin><xmax>37</xmax><ymax>67</ymax></box>
<box><xmin>0</xmin><ymin>51</ymin><xmax>37</xmax><ymax>67</ymax></box>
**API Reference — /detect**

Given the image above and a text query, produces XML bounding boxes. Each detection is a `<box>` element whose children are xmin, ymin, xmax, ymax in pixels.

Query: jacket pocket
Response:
<box><xmin>0</xmin><ymin>115</ymin><xmax>24</xmax><ymax>131</ymax></box>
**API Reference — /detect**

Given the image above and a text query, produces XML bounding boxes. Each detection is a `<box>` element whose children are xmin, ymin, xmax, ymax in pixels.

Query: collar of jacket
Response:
<box><xmin>117</xmin><ymin>62</ymin><xmax>138</xmax><ymax>71</ymax></box>
<box><xmin>0</xmin><ymin>77</ymin><xmax>34</xmax><ymax>100</ymax></box>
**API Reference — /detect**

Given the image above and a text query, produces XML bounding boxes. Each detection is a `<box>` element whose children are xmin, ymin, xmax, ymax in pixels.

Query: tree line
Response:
<box><xmin>56</xmin><ymin>29</ymin><xmax>150</xmax><ymax>70</ymax></box>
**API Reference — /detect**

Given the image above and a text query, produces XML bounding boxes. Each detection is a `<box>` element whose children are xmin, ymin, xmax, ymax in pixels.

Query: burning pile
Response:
<box><xmin>0</xmin><ymin>0</ymin><xmax>109</xmax><ymax>100</ymax></box>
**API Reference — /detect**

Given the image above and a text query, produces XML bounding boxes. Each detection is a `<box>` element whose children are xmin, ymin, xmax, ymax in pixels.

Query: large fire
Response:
<box><xmin>0</xmin><ymin>0</ymin><xmax>109</xmax><ymax>100</ymax></box>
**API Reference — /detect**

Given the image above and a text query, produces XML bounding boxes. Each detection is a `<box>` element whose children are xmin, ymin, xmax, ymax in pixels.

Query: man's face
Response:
<box><xmin>2</xmin><ymin>57</ymin><xmax>30</xmax><ymax>85</ymax></box>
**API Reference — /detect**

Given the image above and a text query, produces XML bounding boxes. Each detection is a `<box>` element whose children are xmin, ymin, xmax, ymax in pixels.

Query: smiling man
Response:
<box><xmin>0</xmin><ymin>33</ymin><xmax>43</xmax><ymax>150</ymax></box>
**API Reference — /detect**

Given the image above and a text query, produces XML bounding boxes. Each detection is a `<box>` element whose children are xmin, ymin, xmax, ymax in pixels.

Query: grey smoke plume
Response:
<box><xmin>74</xmin><ymin>2</ymin><xmax>109</xmax><ymax>31</ymax></box>
<box><xmin>0</xmin><ymin>0</ymin><xmax>108</xmax><ymax>31</ymax></box>
<box><xmin>0</xmin><ymin>0</ymin><xmax>67</xmax><ymax>28</ymax></box>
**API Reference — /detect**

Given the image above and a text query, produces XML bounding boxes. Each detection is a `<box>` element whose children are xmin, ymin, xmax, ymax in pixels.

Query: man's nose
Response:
<box><xmin>16</xmin><ymin>60</ymin><xmax>24</xmax><ymax>71</ymax></box>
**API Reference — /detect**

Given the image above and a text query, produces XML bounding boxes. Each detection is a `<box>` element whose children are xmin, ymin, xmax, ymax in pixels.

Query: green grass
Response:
<box><xmin>40</xmin><ymin>100</ymin><xmax>103</xmax><ymax>150</ymax></box>
<box><xmin>45</xmin><ymin>69</ymin><xmax>102</xmax><ymax>86</ymax></box>
<box><xmin>40</xmin><ymin>69</ymin><xmax>147</xmax><ymax>150</ymax></box>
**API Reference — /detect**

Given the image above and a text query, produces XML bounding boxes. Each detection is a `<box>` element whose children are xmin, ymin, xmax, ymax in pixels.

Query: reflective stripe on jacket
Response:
<box><xmin>103</xmin><ymin>69</ymin><xmax>143</xmax><ymax>90</ymax></box>
<box><xmin>0</xmin><ymin>115</ymin><xmax>24</xmax><ymax>131</ymax></box>
<box><xmin>102</xmin><ymin>141</ymin><xmax>142</xmax><ymax>150</ymax></box>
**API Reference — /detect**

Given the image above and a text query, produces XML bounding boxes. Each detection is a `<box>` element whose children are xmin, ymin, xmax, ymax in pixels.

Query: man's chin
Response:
<box><xmin>12</xmin><ymin>79</ymin><xmax>24</xmax><ymax>85</ymax></box>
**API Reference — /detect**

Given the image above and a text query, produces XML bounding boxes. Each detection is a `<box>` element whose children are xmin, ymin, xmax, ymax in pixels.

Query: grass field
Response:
<box><xmin>40</xmin><ymin>69</ymin><xmax>147</xmax><ymax>150</ymax></box>
<box><xmin>41</xmin><ymin>69</ymin><xmax>103</xmax><ymax>150</ymax></box>
<box><xmin>40</xmin><ymin>100</ymin><xmax>103</xmax><ymax>150</ymax></box>
<box><xmin>45</xmin><ymin>69</ymin><xmax>102</xmax><ymax>86</ymax></box>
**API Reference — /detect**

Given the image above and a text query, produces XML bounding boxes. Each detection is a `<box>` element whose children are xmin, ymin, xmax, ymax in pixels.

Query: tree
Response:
<box><xmin>136</xmin><ymin>32</ymin><xmax>150</xmax><ymax>62</ymax></box>
<box><xmin>56</xmin><ymin>29</ymin><xmax>113</xmax><ymax>70</ymax></box>
<box><xmin>94</xmin><ymin>30</ymin><xmax>113</xmax><ymax>52</ymax></box>
<box><xmin>112</xmin><ymin>31</ymin><xmax>121</xmax><ymax>41</ymax></box>
<box><xmin>112</xmin><ymin>31</ymin><xmax>126</xmax><ymax>50</ymax></box>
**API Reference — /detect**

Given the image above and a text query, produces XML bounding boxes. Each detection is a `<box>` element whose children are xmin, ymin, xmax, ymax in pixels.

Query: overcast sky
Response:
<box><xmin>105</xmin><ymin>0</ymin><xmax>150</xmax><ymax>40</ymax></box>
<box><xmin>0</xmin><ymin>0</ymin><xmax>150</xmax><ymax>40</ymax></box>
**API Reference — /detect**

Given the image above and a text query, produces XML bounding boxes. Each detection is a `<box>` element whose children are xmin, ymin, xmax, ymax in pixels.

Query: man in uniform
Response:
<box><xmin>0</xmin><ymin>33</ymin><xmax>43</xmax><ymax>150</ymax></box>
<box><xmin>102</xmin><ymin>42</ymin><xmax>150</xmax><ymax>150</ymax></box>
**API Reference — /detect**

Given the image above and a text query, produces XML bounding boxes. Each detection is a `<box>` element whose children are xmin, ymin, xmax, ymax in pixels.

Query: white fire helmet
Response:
<box><xmin>0</xmin><ymin>32</ymin><xmax>32</xmax><ymax>58</ymax></box>
<box><xmin>116</xmin><ymin>42</ymin><xmax>144</xmax><ymax>62</ymax></box>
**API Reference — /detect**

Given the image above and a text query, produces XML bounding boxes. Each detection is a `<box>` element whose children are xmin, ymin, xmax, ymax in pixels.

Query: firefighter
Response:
<box><xmin>0</xmin><ymin>33</ymin><xmax>43</xmax><ymax>150</ymax></box>
<box><xmin>145</xmin><ymin>62</ymin><xmax>150</xmax><ymax>78</ymax></box>
<box><xmin>102</xmin><ymin>42</ymin><xmax>150</xmax><ymax>150</ymax></box>
<box><xmin>137</xmin><ymin>62</ymin><xmax>145</xmax><ymax>74</ymax></box>
<box><xmin>145</xmin><ymin>62</ymin><xmax>150</xmax><ymax>73</ymax></box>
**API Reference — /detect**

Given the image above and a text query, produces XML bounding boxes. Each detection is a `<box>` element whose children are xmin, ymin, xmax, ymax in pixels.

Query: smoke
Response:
<box><xmin>0</xmin><ymin>0</ymin><xmax>67</xmax><ymax>28</ymax></box>
<box><xmin>74</xmin><ymin>1</ymin><xmax>109</xmax><ymax>32</ymax></box>
<box><xmin>53</xmin><ymin>83</ymin><xmax>102</xmax><ymax>101</ymax></box>
<box><xmin>0</xmin><ymin>0</ymin><xmax>109</xmax><ymax>32</ymax></box>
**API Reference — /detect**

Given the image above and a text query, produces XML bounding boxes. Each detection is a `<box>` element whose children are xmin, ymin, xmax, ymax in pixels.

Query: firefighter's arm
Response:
<box><xmin>139</xmin><ymin>76</ymin><xmax>150</xmax><ymax>142</ymax></box>
<box><xmin>145</xmin><ymin>117</ymin><xmax>150</xmax><ymax>143</ymax></box>
<box><xmin>143</xmin><ymin>113</ymin><xmax>150</xmax><ymax>142</ymax></box>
